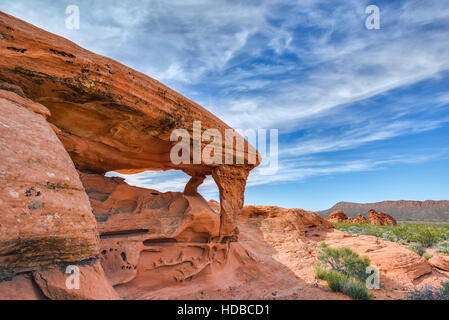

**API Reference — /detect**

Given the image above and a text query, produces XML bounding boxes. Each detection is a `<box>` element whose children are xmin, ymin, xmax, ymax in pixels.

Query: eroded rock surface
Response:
<box><xmin>0</xmin><ymin>12</ymin><xmax>257</xmax><ymax>174</ymax></box>
<box><xmin>140</xmin><ymin>204</ymin><xmax>446</xmax><ymax>300</ymax></box>
<box><xmin>33</xmin><ymin>260</ymin><xmax>119</xmax><ymax>300</ymax></box>
<box><xmin>428</xmin><ymin>254</ymin><xmax>449</xmax><ymax>273</ymax></box>
<box><xmin>0</xmin><ymin>10</ymin><xmax>257</xmax><ymax>250</ymax></box>
<box><xmin>116</xmin><ymin>204</ymin><xmax>346</xmax><ymax>300</ymax></box>
<box><xmin>0</xmin><ymin>91</ymin><xmax>98</xmax><ymax>277</ymax></box>
<box><xmin>80</xmin><ymin>173</ymin><xmax>226</xmax><ymax>295</ymax></box>
<box><xmin>0</xmin><ymin>12</ymin><xmax>258</xmax><ymax>299</ymax></box>
<box><xmin>0</xmin><ymin>90</ymin><xmax>116</xmax><ymax>299</ymax></box>
<box><xmin>239</xmin><ymin>207</ymin><xmax>448</xmax><ymax>299</ymax></box>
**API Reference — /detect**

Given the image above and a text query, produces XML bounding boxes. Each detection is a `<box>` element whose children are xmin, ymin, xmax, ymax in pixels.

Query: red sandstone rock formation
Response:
<box><xmin>235</xmin><ymin>206</ymin><xmax>446</xmax><ymax>299</ymax></box>
<box><xmin>321</xmin><ymin>200</ymin><xmax>449</xmax><ymax>221</ymax></box>
<box><xmin>116</xmin><ymin>204</ymin><xmax>344</xmax><ymax>300</ymax></box>
<box><xmin>81</xmin><ymin>173</ymin><xmax>224</xmax><ymax>291</ymax></box>
<box><xmin>346</xmin><ymin>214</ymin><xmax>368</xmax><ymax>224</ymax></box>
<box><xmin>428</xmin><ymin>254</ymin><xmax>449</xmax><ymax>273</ymax></box>
<box><xmin>208</xmin><ymin>200</ymin><xmax>221</xmax><ymax>214</ymax></box>
<box><xmin>0</xmin><ymin>11</ymin><xmax>258</xmax><ymax>242</ymax></box>
<box><xmin>0</xmin><ymin>90</ymin><xmax>118</xmax><ymax>299</ymax></box>
<box><xmin>368</xmin><ymin>209</ymin><xmax>397</xmax><ymax>226</ymax></box>
<box><xmin>0</xmin><ymin>12</ymin><xmax>257</xmax><ymax>299</ymax></box>
<box><xmin>241</xmin><ymin>206</ymin><xmax>334</xmax><ymax>230</ymax></box>
<box><xmin>0</xmin><ymin>12</ymin><xmax>447</xmax><ymax>301</ymax></box>
<box><xmin>321</xmin><ymin>233</ymin><xmax>446</xmax><ymax>293</ymax></box>
<box><xmin>327</xmin><ymin>209</ymin><xmax>395</xmax><ymax>226</ymax></box>
<box><xmin>327</xmin><ymin>210</ymin><xmax>348</xmax><ymax>223</ymax></box>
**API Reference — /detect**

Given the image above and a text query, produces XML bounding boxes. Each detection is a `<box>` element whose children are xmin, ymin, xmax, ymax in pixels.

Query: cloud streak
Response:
<box><xmin>2</xmin><ymin>0</ymin><xmax>449</xmax><ymax>204</ymax></box>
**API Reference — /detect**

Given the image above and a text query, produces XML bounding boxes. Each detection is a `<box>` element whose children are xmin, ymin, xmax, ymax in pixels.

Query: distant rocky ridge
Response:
<box><xmin>319</xmin><ymin>201</ymin><xmax>449</xmax><ymax>222</ymax></box>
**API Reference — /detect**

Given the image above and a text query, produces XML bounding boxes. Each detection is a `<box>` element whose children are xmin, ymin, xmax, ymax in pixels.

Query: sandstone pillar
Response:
<box><xmin>183</xmin><ymin>175</ymin><xmax>206</xmax><ymax>197</ymax></box>
<box><xmin>212</xmin><ymin>166</ymin><xmax>250</xmax><ymax>241</ymax></box>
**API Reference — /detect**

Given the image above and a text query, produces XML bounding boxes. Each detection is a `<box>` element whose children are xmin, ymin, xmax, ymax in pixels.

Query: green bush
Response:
<box><xmin>415</xmin><ymin>229</ymin><xmax>438</xmax><ymax>247</ymax></box>
<box><xmin>343</xmin><ymin>277</ymin><xmax>373</xmax><ymax>300</ymax></box>
<box><xmin>437</xmin><ymin>241</ymin><xmax>449</xmax><ymax>254</ymax></box>
<box><xmin>407</xmin><ymin>243</ymin><xmax>425</xmax><ymax>256</ymax></box>
<box><xmin>317</xmin><ymin>243</ymin><xmax>370</xmax><ymax>282</ymax></box>
<box><xmin>423</xmin><ymin>253</ymin><xmax>432</xmax><ymax>260</ymax></box>
<box><xmin>315</xmin><ymin>243</ymin><xmax>373</xmax><ymax>300</ymax></box>
<box><xmin>314</xmin><ymin>265</ymin><xmax>327</xmax><ymax>280</ymax></box>
<box><xmin>334</xmin><ymin>222</ymin><xmax>449</xmax><ymax>249</ymax></box>
<box><xmin>325</xmin><ymin>270</ymin><xmax>344</xmax><ymax>292</ymax></box>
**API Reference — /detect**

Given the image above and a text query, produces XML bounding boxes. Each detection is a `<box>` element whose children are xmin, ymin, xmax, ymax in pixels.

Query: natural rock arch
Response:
<box><xmin>0</xmin><ymin>12</ymin><xmax>259</xmax><ymax>298</ymax></box>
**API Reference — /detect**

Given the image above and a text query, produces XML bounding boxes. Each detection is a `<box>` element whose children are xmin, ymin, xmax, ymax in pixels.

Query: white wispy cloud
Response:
<box><xmin>2</xmin><ymin>0</ymin><xmax>449</xmax><ymax>199</ymax></box>
<box><xmin>2</xmin><ymin>0</ymin><xmax>448</xmax><ymax>130</ymax></box>
<box><xmin>282</xmin><ymin>117</ymin><xmax>449</xmax><ymax>157</ymax></box>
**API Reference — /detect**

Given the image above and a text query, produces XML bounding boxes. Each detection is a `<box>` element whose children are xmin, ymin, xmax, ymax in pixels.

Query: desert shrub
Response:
<box><xmin>315</xmin><ymin>243</ymin><xmax>373</xmax><ymax>300</ymax></box>
<box><xmin>314</xmin><ymin>265</ymin><xmax>327</xmax><ymax>280</ymax></box>
<box><xmin>324</xmin><ymin>270</ymin><xmax>344</xmax><ymax>292</ymax></box>
<box><xmin>342</xmin><ymin>276</ymin><xmax>373</xmax><ymax>300</ymax></box>
<box><xmin>382</xmin><ymin>230</ymin><xmax>399</xmax><ymax>242</ymax></box>
<box><xmin>317</xmin><ymin>243</ymin><xmax>370</xmax><ymax>282</ymax></box>
<box><xmin>408</xmin><ymin>282</ymin><xmax>449</xmax><ymax>300</ymax></box>
<box><xmin>423</xmin><ymin>253</ymin><xmax>432</xmax><ymax>260</ymax></box>
<box><xmin>442</xmin><ymin>282</ymin><xmax>449</xmax><ymax>296</ymax></box>
<box><xmin>436</xmin><ymin>241</ymin><xmax>449</xmax><ymax>254</ymax></box>
<box><xmin>334</xmin><ymin>222</ymin><xmax>449</xmax><ymax>249</ymax></box>
<box><xmin>347</xmin><ymin>226</ymin><xmax>362</xmax><ymax>234</ymax></box>
<box><xmin>407</xmin><ymin>243</ymin><xmax>425</xmax><ymax>256</ymax></box>
<box><xmin>415</xmin><ymin>228</ymin><xmax>438</xmax><ymax>247</ymax></box>
<box><xmin>315</xmin><ymin>269</ymin><xmax>372</xmax><ymax>300</ymax></box>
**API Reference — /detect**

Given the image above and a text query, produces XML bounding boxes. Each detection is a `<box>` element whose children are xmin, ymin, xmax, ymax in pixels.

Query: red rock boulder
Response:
<box><xmin>346</xmin><ymin>214</ymin><xmax>368</xmax><ymax>224</ymax></box>
<box><xmin>327</xmin><ymin>210</ymin><xmax>348</xmax><ymax>223</ymax></box>
<box><xmin>368</xmin><ymin>209</ymin><xmax>397</xmax><ymax>226</ymax></box>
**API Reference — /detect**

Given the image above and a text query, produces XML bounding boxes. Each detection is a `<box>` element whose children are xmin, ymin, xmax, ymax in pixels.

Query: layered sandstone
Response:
<box><xmin>0</xmin><ymin>90</ymin><xmax>117</xmax><ymax>299</ymax></box>
<box><xmin>0</xmin><ymin>11</ymin><xmax>257</xmax><ymax>241</ymax></box>
<box><xmin>111</xmin><ymin>204</ymin><xmax>346</xmax><ymax>300</ymax></box>
<box><xmin>321</xmin><ymin>233</ymin><xmax>446</xmax><ymax>293</ymax></box>
<box><xmin>428</xmin><ymin>254</ymin><xmax>449</xmax><ymax>273</ymax></box>
<box><xmin>0</xmin><ymin>12</ymin><xmax>257</xmax><ymax>299</ymax></box>
<box><xmin>0</xmin><ymin>91</ymin><xmax>98</xmax><ymax>277</ymax></box>
<box><xmin>0</xmin><ymin>11</ymin><xmax>258</xmax><ymax>174</ymax></box>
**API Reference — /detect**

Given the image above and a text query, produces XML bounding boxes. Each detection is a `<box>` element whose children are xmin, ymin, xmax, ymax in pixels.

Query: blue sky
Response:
<box><xmin>2</xmin><ymin>0</ymin><xmax>449</xmax><ymax>210</ymax></box>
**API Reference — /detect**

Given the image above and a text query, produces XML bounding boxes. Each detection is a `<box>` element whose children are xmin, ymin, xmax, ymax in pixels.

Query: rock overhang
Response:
<box><xmin>0</xmin><ymin>11</ymin><xmax>260</xmax><ymax>249</ymax></box>
<box><xmin>0</xmin><ymin>11</ymin><xmax>260</xmax><ymax>176</ymax></box>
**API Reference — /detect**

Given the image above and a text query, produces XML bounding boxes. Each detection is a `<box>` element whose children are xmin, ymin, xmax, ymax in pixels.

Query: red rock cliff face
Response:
<box><xmin>0</xmin><ymin>12</ymin><xmax>258</xmax><ymax>299</ymax></box>
<box><xmin>0</xmin><ymin>90</ymin><xmax>98</xmax><ymax>274</ymax></box>
<box><xmin>0</xmin><ymin>90</ymin><xmax>118</xmax><ymax>299</ymax></box>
